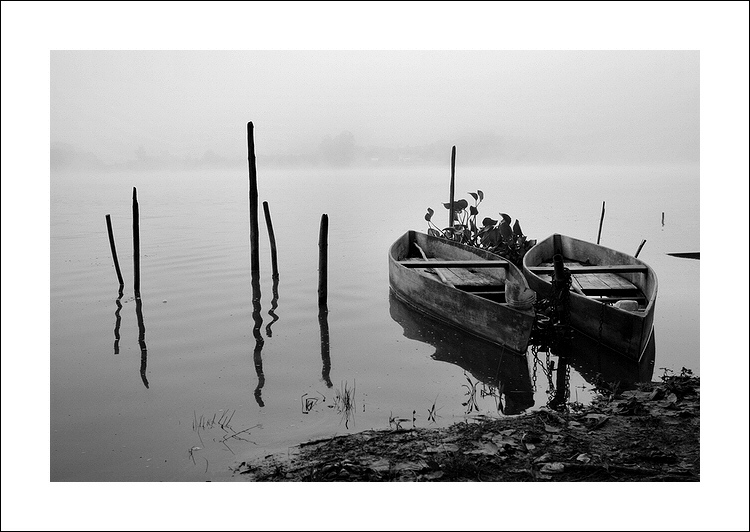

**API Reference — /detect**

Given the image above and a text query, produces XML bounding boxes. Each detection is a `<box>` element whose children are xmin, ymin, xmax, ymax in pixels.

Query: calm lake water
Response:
<box><xmin>50</xmin><ymin>164</ymin><xmax>699</xmax><ymax>481</ymax></box>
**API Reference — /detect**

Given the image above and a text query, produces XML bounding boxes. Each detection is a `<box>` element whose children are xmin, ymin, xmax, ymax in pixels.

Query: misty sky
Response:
<box><xmin>51</xmin><ymin>50</ymin><xmax>699</xmax><ymax>168</ymax></box>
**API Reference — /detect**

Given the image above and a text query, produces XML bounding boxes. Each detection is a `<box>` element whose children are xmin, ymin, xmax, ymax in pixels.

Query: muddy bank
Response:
<box><xmin>234</xmin><ymin>372</ymin><xmax>699</xmax><ymax>482</ymax></box>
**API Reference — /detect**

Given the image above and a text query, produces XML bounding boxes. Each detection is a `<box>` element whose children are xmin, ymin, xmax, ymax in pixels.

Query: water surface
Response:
<box><xmin>50</xmin><ymin>164</ymin><xmax>699</xmax><ymax>481</ymax></box>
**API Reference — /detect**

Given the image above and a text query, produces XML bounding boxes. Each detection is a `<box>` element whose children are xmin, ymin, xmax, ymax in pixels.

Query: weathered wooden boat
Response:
<box><xmin>388</xmin><ymin>231</ymin><xmax>536</xmax><ymax>353</ymax></box>
<box><xmin>522</xmin><ymin>234</ymin><xmax>658</xmax><ymax>362</ymax></box>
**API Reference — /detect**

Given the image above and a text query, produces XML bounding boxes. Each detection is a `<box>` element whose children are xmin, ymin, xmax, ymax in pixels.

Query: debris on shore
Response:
<box><xmin>234</xmin><ymin>371</ymin><xmax>699</xmax><ymax>482</ymax></box>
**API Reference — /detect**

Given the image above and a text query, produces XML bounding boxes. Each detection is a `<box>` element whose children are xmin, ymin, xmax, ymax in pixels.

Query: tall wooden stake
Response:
<box><xmin>248</xmin><ymin>122</ymin><xmax>260</xmax><ymax>274</ymax></box>
<box><xmin>105</xmin><ymin>214</ymin><xmax>124</xmax><ymax>287</ymax></box>
<box><xmin>596</xmin><ymin>201</ymin><xmax>605</xmax><ymax>245</ymax></box>
<box><xmin>448</xmin><ymin>146</ymin><xmax>456</xmax><ymax>227</ymax></box>
<box><xmin>318</xmin><ymin>213</ymin><xmax>329</xmax><ymax>310</ymax></box>
<box><xmin>132</xmin><ymin>188</ymin><xmax>141</xmax><ymax>298</ymax></box>
<box><xmin>263</xmin><ymin>201</ymin><xmax>279</xmax><ymax>278</ymax></box>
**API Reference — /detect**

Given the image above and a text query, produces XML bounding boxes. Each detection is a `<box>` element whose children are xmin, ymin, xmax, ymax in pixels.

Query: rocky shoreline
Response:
<box><xmin>233</xmin><ymin>372</ymin><xmax>699</xmax><ymax>482</ymax></box>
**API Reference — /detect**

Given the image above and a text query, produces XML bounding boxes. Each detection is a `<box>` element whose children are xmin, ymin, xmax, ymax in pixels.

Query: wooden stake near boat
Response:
<box><xmin>635</xmin><ymin>239</ymin><xmax>647</xmax><ymax>258</ymax></box>
<box><xmin>596</xmin><ymin>201</ymin><xmax>605</xmax><ymax>245</ymax></box>
<box><xmin>448</xmin><ymin>146</ymin><xmax>456</xmax><ymax>227</ymax></box>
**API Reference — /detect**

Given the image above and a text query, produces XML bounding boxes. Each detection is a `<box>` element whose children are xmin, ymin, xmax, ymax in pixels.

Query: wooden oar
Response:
<box><xmin>414</xmin><ymin>243</ymin><xmax>454</xmax><ymax>287</ymax></box>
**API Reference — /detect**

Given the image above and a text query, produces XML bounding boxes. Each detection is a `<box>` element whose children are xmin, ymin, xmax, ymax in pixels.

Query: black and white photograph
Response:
<box><xmin>2</xmin><ymin>1</ymin><xmax>748</xmax><ymax>531</ymax></box>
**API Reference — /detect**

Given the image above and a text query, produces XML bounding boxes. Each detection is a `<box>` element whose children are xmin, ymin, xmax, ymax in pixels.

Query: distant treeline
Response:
<box><xmin>51</xmin><ymin>127</ymin><xmax>694</xmax><ymax>171</ymax></box>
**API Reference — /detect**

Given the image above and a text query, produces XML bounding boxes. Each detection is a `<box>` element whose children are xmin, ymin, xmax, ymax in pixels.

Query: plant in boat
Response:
<box><xmin>425</xmin><ymin>190</ymin><xmax>536</xmax><ymax>267</ymax></box>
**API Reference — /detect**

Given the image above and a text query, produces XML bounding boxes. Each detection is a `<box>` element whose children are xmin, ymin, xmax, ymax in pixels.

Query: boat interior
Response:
<box><xmin>528</xmin><ymin>259</ymin><xmax>649</xmax><ymax>311</ymax></box>
<box><xmin>398</xmin><ymin>242</ymin><xmax>510</xmax><ymax>303</ymax></box>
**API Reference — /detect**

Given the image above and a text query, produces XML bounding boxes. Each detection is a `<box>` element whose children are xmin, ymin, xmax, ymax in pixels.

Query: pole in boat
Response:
<box><xmin>635</xmin><ymin>239</ymin><xmax>647</xmax><ymax>258</ymax></box>
<box><xmin>596</xmin><ymin>201</ymin><xmax>605</xmax><ymax>245</ymax></box>
<box><xmin>132</xmin><ymin>188</ymin><xmax>141</xmax><ymax>299</ymax></box>
<box><xmin>549</xmin><ymin>253</ymin><xmax>572</xmax><ymax>410</ymax></box>
<box><xmin>262</xmin><ymin>201</ymin><xmax>279</xmax><ymax>278</ymax></box>
<box><xmin>248</xmin><ymin>122</ymin><xmax>260</xmax><ymax>274</ymax></box>
<box><xmin>318</xmin><ymin>214</ymin><xmax>329</xmax><ymax>310</ymax></box>
<box><xmin>105</xmin><ymin>214</ymin><xmax>124</xmax><ymax>288</ymax></box>
<box><xmin>448</xmin><ymin>146</ymin><xmax>456</xmax><ymax>227</ymax></box>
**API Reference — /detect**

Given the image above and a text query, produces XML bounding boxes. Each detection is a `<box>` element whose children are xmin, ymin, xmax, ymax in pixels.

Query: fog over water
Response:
<box><xmin>52</xmin><ymin>50</ymin><xmax>699</xmax><ymax>171</ymax></box>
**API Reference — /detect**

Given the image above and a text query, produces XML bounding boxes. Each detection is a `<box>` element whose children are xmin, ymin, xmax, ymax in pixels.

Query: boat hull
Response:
<box><xmin>388</xmin><ymin>231</ymin><xmax>535</xmax><ymax>353</ymax></box>
<box><xmin>522</xmin><ymin>234</ymin><xmax>658</xmax><ymax>362</ymax></box>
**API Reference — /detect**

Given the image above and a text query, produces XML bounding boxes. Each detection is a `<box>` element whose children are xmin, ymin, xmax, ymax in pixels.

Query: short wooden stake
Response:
<box><xmin>132</xmin><ymin>188</ymin><xmax>141</xmax><ymax>298</ymax></box>
<box><xmin>635</xmin><ymin>239</ymin><xmax>647</xmax><ymax>258</ymax></box>
<box><xmin>318</xmin><ymin>213</ymin><xmax>329</xmax><ymax>310</ymax></box>
<box><xmin>105</xmin><ymin>214</ymin><xmax>124</xmax><ymax>287</ymax></box>
<box><xmin>596</xmin><ymin>201</ymin><xmax>605</xmax><ymax>245</ymax></box>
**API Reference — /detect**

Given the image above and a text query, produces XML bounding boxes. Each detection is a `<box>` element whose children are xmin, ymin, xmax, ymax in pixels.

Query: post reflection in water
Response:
<box><xmin>113</xmin><ymin>287</ymin><xmax>123</xmax><ymax>355</ymax></box>
<box><xmin>388</xmin><ymin>291</ymin><xmax>534</xmax><ymax>415</ymax></box>
<box><xmin>530</xmin><ymin>327</ymin><xmax>656</xmax><ymax>408</ymax></box>
<box><xmin>265</xmin><ymin>273</ymin><xmax>280</xmax><ymax>337</ymax></box>
<box><xmin>135</xmin><ymin>296</ymin><xmax>149</xmax><ymax>389</ymax></box>
<box><xmin>251</xmin><ymin>270</ymin><xmax>265</xmax><ymax>407</ymax></box>
<box><xmin>319</xmin><ymin>308</ymin><xmax>333</xmax><ymax>388</ymax></box>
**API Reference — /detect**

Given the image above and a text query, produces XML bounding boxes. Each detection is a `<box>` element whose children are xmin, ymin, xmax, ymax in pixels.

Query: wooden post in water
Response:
<box><xmin>248</xmin><ymin>122</ymin><xmax>260</xmax><ymax>274</ymax></box>
<box><xmin>661</xmin><ymin>212</ymin><xmax>665</xmax><ymax>227</ymax></box>
<box><xmin>448</xmin><ymin>146</ymin><xmax>456</xmax><ymax>227</ymax></box>
<box><xmin>132</xmin><ymin>188</ymin><xmax>141</xmax><ymax>298</ymax></box>
<box><xmin>262</xmin><ymin>201</ymin><xmax>279</xmax><ymax>278</ymax></box>
<box><xmin>596</xmin><ymin>201</ymin><xmax>606</xmax><ymax>245</ymax></box>
<box><xmin>105</xmin><ymin>214</ymin><xmax>124</xmax><ymax>287</ymax></box>
<box><xmin>318</xmin><ymin>214</ymin><xmax>329</xmax><ymax>310</ymax></box>
<box><xmin>635</xmin><ymin>239</ymin><xmax>647</xmax><ymax>258</ymax></box>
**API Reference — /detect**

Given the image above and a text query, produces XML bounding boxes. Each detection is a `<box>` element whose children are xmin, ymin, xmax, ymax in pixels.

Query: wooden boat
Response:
<box><xmin>388</xmin><ymin>231</ymin><xmax>536</xmax><ymax>353</ymax></box>
<box><xmin>522</xmin><ymin>234</ymin><xmax>658</xmax><ymax>362</ymax></box>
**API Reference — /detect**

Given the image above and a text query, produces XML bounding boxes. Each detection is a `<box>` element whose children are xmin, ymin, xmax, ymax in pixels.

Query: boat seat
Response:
<box><xmin>527</xmin><ymin>265</ymin><xmax>648</xmax><ymax>274</ymax></box>
<box><xmin>399</xmin><ymin>259</ymin><xmax>509</xmax><ymax>268</ymax></box>
<box><xmin>455</xmin><ymin>284</ymin><xmax>505</xmax><ymax>293</ymax></box>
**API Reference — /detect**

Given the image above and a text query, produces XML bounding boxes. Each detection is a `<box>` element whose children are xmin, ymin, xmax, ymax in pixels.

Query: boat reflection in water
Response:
<box><xmin>565</xmin><ymin>328</ymin><xmax>656</xmax><ymax>388</ymax></box>
<box><xmin>389</xmin><ymin>291</ymin><xmax>534</xmax><ymax>415</ymax></box>
<box><xmin>390</xmin><ymin>290</ymin><xmax>657</xmax><ymax>414</ymax></box>
<box><xmin>533</xmin><ymin>327</ymin><xmax>656</xmax><ymax>409</ymax></box>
